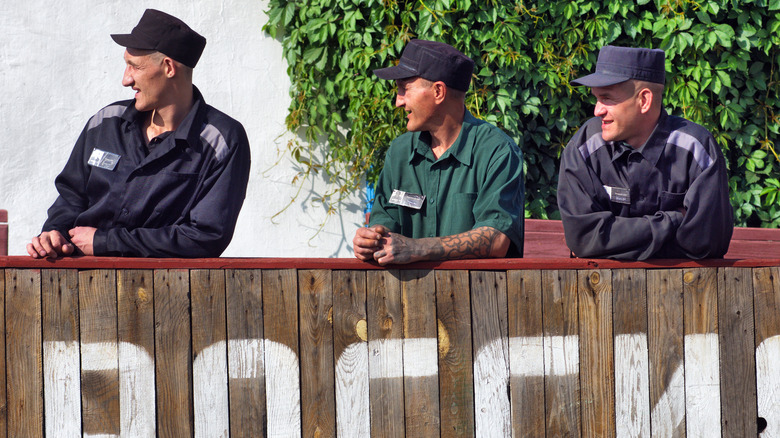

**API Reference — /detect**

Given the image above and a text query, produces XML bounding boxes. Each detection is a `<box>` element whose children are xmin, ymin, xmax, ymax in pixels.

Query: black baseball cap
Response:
<box><xmin>373</xmin><ymin>39</ymin><xmax>474</xmax><ymax>92</ymax></box>
<box><xmin>111</xmin><ymin>9</ymin><xmax>206</xmax><ymax>68</ymax></box>
<box><xmin>571</xmin><ymin>46</ymin><xmax>666</xmax><ymax>87</ymax></box>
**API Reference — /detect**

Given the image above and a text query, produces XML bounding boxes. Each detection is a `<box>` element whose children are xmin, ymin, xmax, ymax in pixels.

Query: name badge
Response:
<box><xmin>389</xmin><ymin>189</ymin><xmax>425</xmax><ymax>210</ymax></box>
<box><xmin>87</xmin><ymin>148</ymin><xmax>120</xmax><ymax>171</ymax></box>
<box><xmin>604</xmin><ymin>185</ymin><xmax>631</xmax><ymax>205</ymax></box>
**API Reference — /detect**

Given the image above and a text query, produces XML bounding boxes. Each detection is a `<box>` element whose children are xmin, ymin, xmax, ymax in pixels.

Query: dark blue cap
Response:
<box><xmin>111</xmin><ymin>9</ymin><xmax>206</xmax><ymax>68</ymax></box>
<box><xmin>374</xmin><ymin>39</ymin><xmax>474</xmax><ymax>91</ymax></box>
<box><xmin>571</xmin><ymin>46</ymin><xmax>666</xmax><ymax>87</ymax></box>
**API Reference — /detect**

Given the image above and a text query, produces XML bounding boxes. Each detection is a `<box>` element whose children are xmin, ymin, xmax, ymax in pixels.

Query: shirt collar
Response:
<box><xmin>409</xmin><ymin>108</ymin><xmax>477</xmax><ymax>166</ymax></box>
<box><xmin>608</xmin><ymin>109</ymin><xmax>668</xmax><ymax>165</ymax></box>
<box><xmin>121</xmin><ymin>85</ymin><xmax>206</xmax><ymax>149</ymax></box>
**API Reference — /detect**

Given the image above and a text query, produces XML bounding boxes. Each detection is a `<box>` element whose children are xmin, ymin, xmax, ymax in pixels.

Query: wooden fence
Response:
<box><xmin>0</xmin><ymin>256</ymin><xmax>778</xmax><ymax>437</ymax></box>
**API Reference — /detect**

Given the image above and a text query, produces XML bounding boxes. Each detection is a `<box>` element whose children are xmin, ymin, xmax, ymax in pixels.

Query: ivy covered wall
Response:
<box><xmin>264</xmin><ymin>0</ymin><xmax>780</xmax><ymax>227</ymax></box>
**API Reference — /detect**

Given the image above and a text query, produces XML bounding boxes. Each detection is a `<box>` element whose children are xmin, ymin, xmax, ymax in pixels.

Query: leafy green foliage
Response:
<box><xmin>264</xmin><ymin>0</ymin><xmax>780</xmax><ymax>227</ymax></box>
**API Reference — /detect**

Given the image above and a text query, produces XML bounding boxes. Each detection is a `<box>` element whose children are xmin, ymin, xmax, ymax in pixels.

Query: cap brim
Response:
<box><xmin>373</xmin><ymin>64</ymin><xmax>418</xmax><ymax>81</ymax></box>
<box><xmin>110</xmin><ymin>33</ymin><xmax>156</xmax><ymax>50</ymax></box>
<box><xmin>571</xmin><ymin>72</ymin><xmax>630</xmax><ymax>87</ymax></box>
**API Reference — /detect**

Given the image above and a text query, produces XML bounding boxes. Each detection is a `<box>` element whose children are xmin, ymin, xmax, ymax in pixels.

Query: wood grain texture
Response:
<box><xmin>718</xmin><ymin>267</ymin><xmax>758</xmax><ymax>437</ymax></box>
<box><xmin>333</xmin><ymin>270</ymin><xmax>369</xmax><ymax>437</ymax></box>
<box><xmin>507</xmin><ymin>269</ymin><xmax>544</xmax><ymax>437</ymax></box>
<box><xmin>682</xmin><ymin>268</ymin><xmax>720</xmax><ymax>437</ymax></box>
<box><xmin>0</xmin><ymin>268</ymin><xmax>6</xmax><ymax>436</ymax></box>
<box><xmin>366</xmin><ymin>269</ymin><xmax>405</xmax><ymax>438</ymax></box>
<box><xmin>435</xmin><ymin>270</ymin><xmax>474</xmax><ymax>438</ymax></box>
<box><xmin>6</xmin><ymin>269</ymin><xmax>43</xmax><ymax>438</ymax></box>
<box><xmin>225</xmin><ymin>269</ymin><xmax>265</xmax><ymax>437</ymax></box>
<box><xmin>262</xmin><ymin>269</ymin><xmax>301</xmax><ymax>437</ymax></box>
<box><xmin>191</xmin><ymin>270</ymin><xmax>228</xmax><ymax>438</ymax></box>
<box><xmin>753</xmin><ymin>267</ymin><xmax>780</xmax><ymax>436</ymax></box>
<box><xmin>471</xmin><ymin>270</ymin><xmax>510</xmax><ymax>437</ymax></box>
<box><xmin>79</xmin><ymin>269</ymin><xmax>120</xmax><ymax>436</ymax></box>
<box><xmin>577</xmin><ymin>269</ymin><xmax>615</xmax><ymax>438</ymax></box>
<box><xmin>611</xmin><ymin>269</ymin><xmax>649</xmax><ymax>438</ymax></box>
<box><xmin>401</xmin><ymin>269</ymin><xmax>441</xmax><ymax>436</ymax></box>
<box><xmin>298</xmin><ymin>269</ymin><xmax>336</xmax><ymax>438</ymax></box>
<box><xmin>541</xmin><ymin>270</ymin><xmax>581</xmax><ymax>437</ymax></box>
<box><xmin>154</xmin><ymin>269</ymin><xmax>193</xmax><ymax>437</ymax></box>
<box><xmin>647</xmin><ymin>269</ymin><xmax>685</xmax><ymax>437</ymax></box>
<box><xmin>42</xmin><ymin>269</ymin><xmax>80</xmax><ymax>437</ymax></box>
<box><xmin>116</xmin><ymin>269</ymin><xmax>156</xmax><ymax>437</ymax></box>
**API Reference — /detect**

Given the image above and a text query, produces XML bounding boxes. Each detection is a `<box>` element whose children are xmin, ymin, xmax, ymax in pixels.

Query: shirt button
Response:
<box><xmin>121</xmin><ymin>208</ymin><xmax>129</xmax><ymax>215</ymax></box>
<box><xmin>430</xmin><ymin>199</ymin><xmax>435</xmax><ymax>204</ymax></box>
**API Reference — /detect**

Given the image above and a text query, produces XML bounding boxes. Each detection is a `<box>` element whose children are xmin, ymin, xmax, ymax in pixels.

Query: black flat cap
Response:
<box><xmin>374</xmin><ymin>39</ymin><xmax>474</xmax><ymax>91</ymax></box>
<box><xmin>571</xmin><ymin>46</ymin><xmax>666</xmax><ymax>87</ymax></box>
<box><xmin>111</xmin><ymin>9</ymin><xmax>206</xmax><ymax>68</ymax></box>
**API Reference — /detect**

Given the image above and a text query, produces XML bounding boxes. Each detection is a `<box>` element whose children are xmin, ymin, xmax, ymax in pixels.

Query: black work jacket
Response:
<box><xmin>557</xmin><ymin>110</ymin><xmax>733</xmax><ymax>260</ymax></box>
<box><xmin>43</xmin><ymin>86</ymin><xmax>251</xmax><ymax>257</ymax></box>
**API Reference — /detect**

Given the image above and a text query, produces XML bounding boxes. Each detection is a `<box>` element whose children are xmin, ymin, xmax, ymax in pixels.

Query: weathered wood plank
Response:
<box><xmin>366</xmin><ymin>269</ymin><xmax>405</xmax><ymax>438</ymax></box>
<box><xmin>154</xmin><ymin>269</ymin><xmax>193</xmax><ymax>437</ymax></box>
<box><xmin>333</xmin><ymin>270</ymin><xmax>369</xmax><ymax>437</ymax></box>
<box><xmin>647</xmin><ymin>269</ymin><xmax>685</xmax><ymax>437</ymax></box>
<box><xmin>471</xmin><ymin>270</ymin><xmax>510</xmax><ymax>437</ymax></box>
<box><xmin>116</xmin><ymin>269</ymin><xmax>156</xmax><ymax>436</ymax></box>
<box><xmin>263</xmin><ymin>269</ymin><xmax>301</xmax><ymax>437</ymax></box>
<box><xmin>507</xmin><ymin>269</ymin><xmax>544</xmax><ymax>437</ymax></box>
<box><xmin>541</xmin><ymin>270</ymin><xmax>581</xmax><ymax>437</ymax></box>
<box><xmin>299</xmin><ymin>269</ymin><xmax>336</xmax><ymax>437</ymax></box>
<box><xmin>435</xmin><ymin>270</ymin><xmax>474</xmax><ymax>438</ymax></box>
<box><xmin>191</xmin><ymin>270</ymin><xmax>228</xmax><ymax>438</ymax></box>
<box><xmin>0</xmin><ymin>269</ymin><xmax>6</xmax><ymax>437</ymax></box>
<box><xmin>612</xmin><ymin>269</ymin><xmax>650</xmax><ymax>437</ymax></box>
<box><xmin>718</xmin><ymin>267</ymin><xmax>758</xmax><ymax>436</ymax></box>
<box><xmin>79</xmin><ymin>269</ymin><xmax>120</xmax><ymax>436</ymax></box>
<box><xmin>6</xmin><ymin>269</ymin><xmax>42</xmax><ymax>438</ymax></box>
<box><xmin>225</xmin><ymin>269</ymin><xmax>265</xmax><ymax>437</ymax></box>
<box><xmin>753</xmin><ymin>266</ymin><xmax>780</xmax><ymax>436</ymax></box>
<box><xmin>42</xmin><ymin>269</ymin><xmax>80</xmax><ymax>437</ymax></box>
<box><xmin>578</xmin><ymin>269</ymin><xmax>615</xmax><ymax>438</ymax></box>
<box><xmin>682</xmin><ymin>268</ymin><xmax>720</xmax><ymax>437</ymax></box>
<box><xmin>401</xmin><ymin>269</ymin><xmax>440</xmax><ymax>436</ymax></box>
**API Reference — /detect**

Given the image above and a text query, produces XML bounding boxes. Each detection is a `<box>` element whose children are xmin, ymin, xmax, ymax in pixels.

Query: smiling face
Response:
<box><xmin>394</xmin><ymin>77</ymin><xmax>438</xmax><ymax>132</ymax></box>
<box><xmin>121</xmin><ymin>49</ymin><xmax>168</xmax><ymax>112</ymax></box>
<box><xmin>590</xmin><ymin>81</ymin><xmax>646</xmax><ymax>146</ymax></box>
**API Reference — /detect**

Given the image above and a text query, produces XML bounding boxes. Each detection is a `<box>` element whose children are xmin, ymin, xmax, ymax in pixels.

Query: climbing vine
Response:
<box><xmin>264</xmin><ymin>0</ymin><xmax>780</xmax><ymax>228</ymax></box>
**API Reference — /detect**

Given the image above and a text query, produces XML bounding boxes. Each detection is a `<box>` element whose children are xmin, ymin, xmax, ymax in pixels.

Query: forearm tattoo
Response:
<box><xmin>429</xmin><ymin>226</ymin><xmax>502</xmax><ymax>261</ymax></box>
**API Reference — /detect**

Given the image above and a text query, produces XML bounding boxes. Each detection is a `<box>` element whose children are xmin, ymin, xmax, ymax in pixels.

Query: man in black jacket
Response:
<box><xmin>557</xmin><ymin>46</ymin><xmax>733</xmax><ymax>260</ymax></box>
<box><xmin>28</xmin><ymin>9</ymin><xmax>250</xmax><ymax>258</ymax></box>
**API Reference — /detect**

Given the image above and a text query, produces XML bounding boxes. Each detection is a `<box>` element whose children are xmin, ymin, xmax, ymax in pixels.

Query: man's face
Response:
<box><xmin>395</xmin><ymin>77</ymin><xmax>437</xmax><ymax>132</ymax></box>
<box><xmin>591</xmin><ymin>81</ymin><xmax>643</xmax><ymax>145</ymax></box>
<box><xmin>121</xmin><ymin>49</ymin><xmax>167</xmax><ymax>112</ymax></box>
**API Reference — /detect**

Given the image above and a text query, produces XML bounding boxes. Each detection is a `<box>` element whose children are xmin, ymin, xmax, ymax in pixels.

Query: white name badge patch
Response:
<box><xmin>88</xmin><ymin>148</ymin><xmax>120</xmax><ymax>171</ymax></box>
<box><xmin>604</xmin><ymin>185</ymin><xmax>631</xmax><ymax>205</ymax></box>
<box><xmin>389</xmin><ymin>189</ymin><xmax>425</xmax><ymax>210</ymax></box>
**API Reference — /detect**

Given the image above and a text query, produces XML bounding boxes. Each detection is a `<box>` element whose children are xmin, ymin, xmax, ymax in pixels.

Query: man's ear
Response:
<box><xmin>163</xmin><ymin>57</ymin><xmax>177</xmax><ymax>78</ymax></box>
<box><xmin>432</xmin><ymin>81</ymin><xmax>447</xmax><ymax>104</ymax></box>
<box><xmin>637</xmin><ymin>87</ymin><xmax>654</xmax><ymax>114</ymax></box>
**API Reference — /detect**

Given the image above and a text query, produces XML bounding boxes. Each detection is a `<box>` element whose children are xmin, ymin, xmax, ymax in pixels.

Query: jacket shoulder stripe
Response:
<box><xmin>667</xmin><ymin>130</ymin><xmax>713</xmax><ymax>170</ymax></box>
<box><xmin>200</xmin><ymin>124</ymin><xmax>229</xmax><ymax>162</ymax></box>
<box><xmin>87</xmin><ymin>105</ymin><xmax>126</xmax><ymax>131</ymax></box>
<box><xmin>578</xmin><ymin>132</ymin><xmax>607</xmax><ymax>161</ymax></box>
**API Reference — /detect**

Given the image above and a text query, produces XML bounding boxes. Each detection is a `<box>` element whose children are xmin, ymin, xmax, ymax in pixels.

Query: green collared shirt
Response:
<box><xmin>369</xmin><ymin>110</ymin><xmax>525</xmax><ymax>256</ymax></box>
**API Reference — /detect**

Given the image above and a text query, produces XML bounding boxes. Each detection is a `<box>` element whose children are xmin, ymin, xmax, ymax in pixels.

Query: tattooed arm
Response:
<box><xmin>362</xmin><ymin>225</ymin><xmax>510</xmax><ymax>265</ymax></box>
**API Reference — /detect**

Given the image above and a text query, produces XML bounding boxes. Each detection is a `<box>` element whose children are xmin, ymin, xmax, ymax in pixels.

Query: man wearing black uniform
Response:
<box><xmin>28</xmin><ymin>9</ymin><xmax>250</xmax><ymax>258</ymax></box>
<box><xmin>557</xmin><ymin>45</ymin><xmax>733</xmax><ymax>260</ymax></box>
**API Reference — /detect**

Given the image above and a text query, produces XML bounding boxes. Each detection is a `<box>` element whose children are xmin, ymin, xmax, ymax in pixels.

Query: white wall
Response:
<box><xmin>0</xmin><ymin>0</ymin><xmax>364</xmax><ymax>257</ymax></box>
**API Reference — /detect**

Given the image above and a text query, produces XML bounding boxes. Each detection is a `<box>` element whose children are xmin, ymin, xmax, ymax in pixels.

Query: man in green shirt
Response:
<box><xmin>353</xmin><ymin>39</ymin><xmax>524</xmax><ymax>265</ymax></box>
